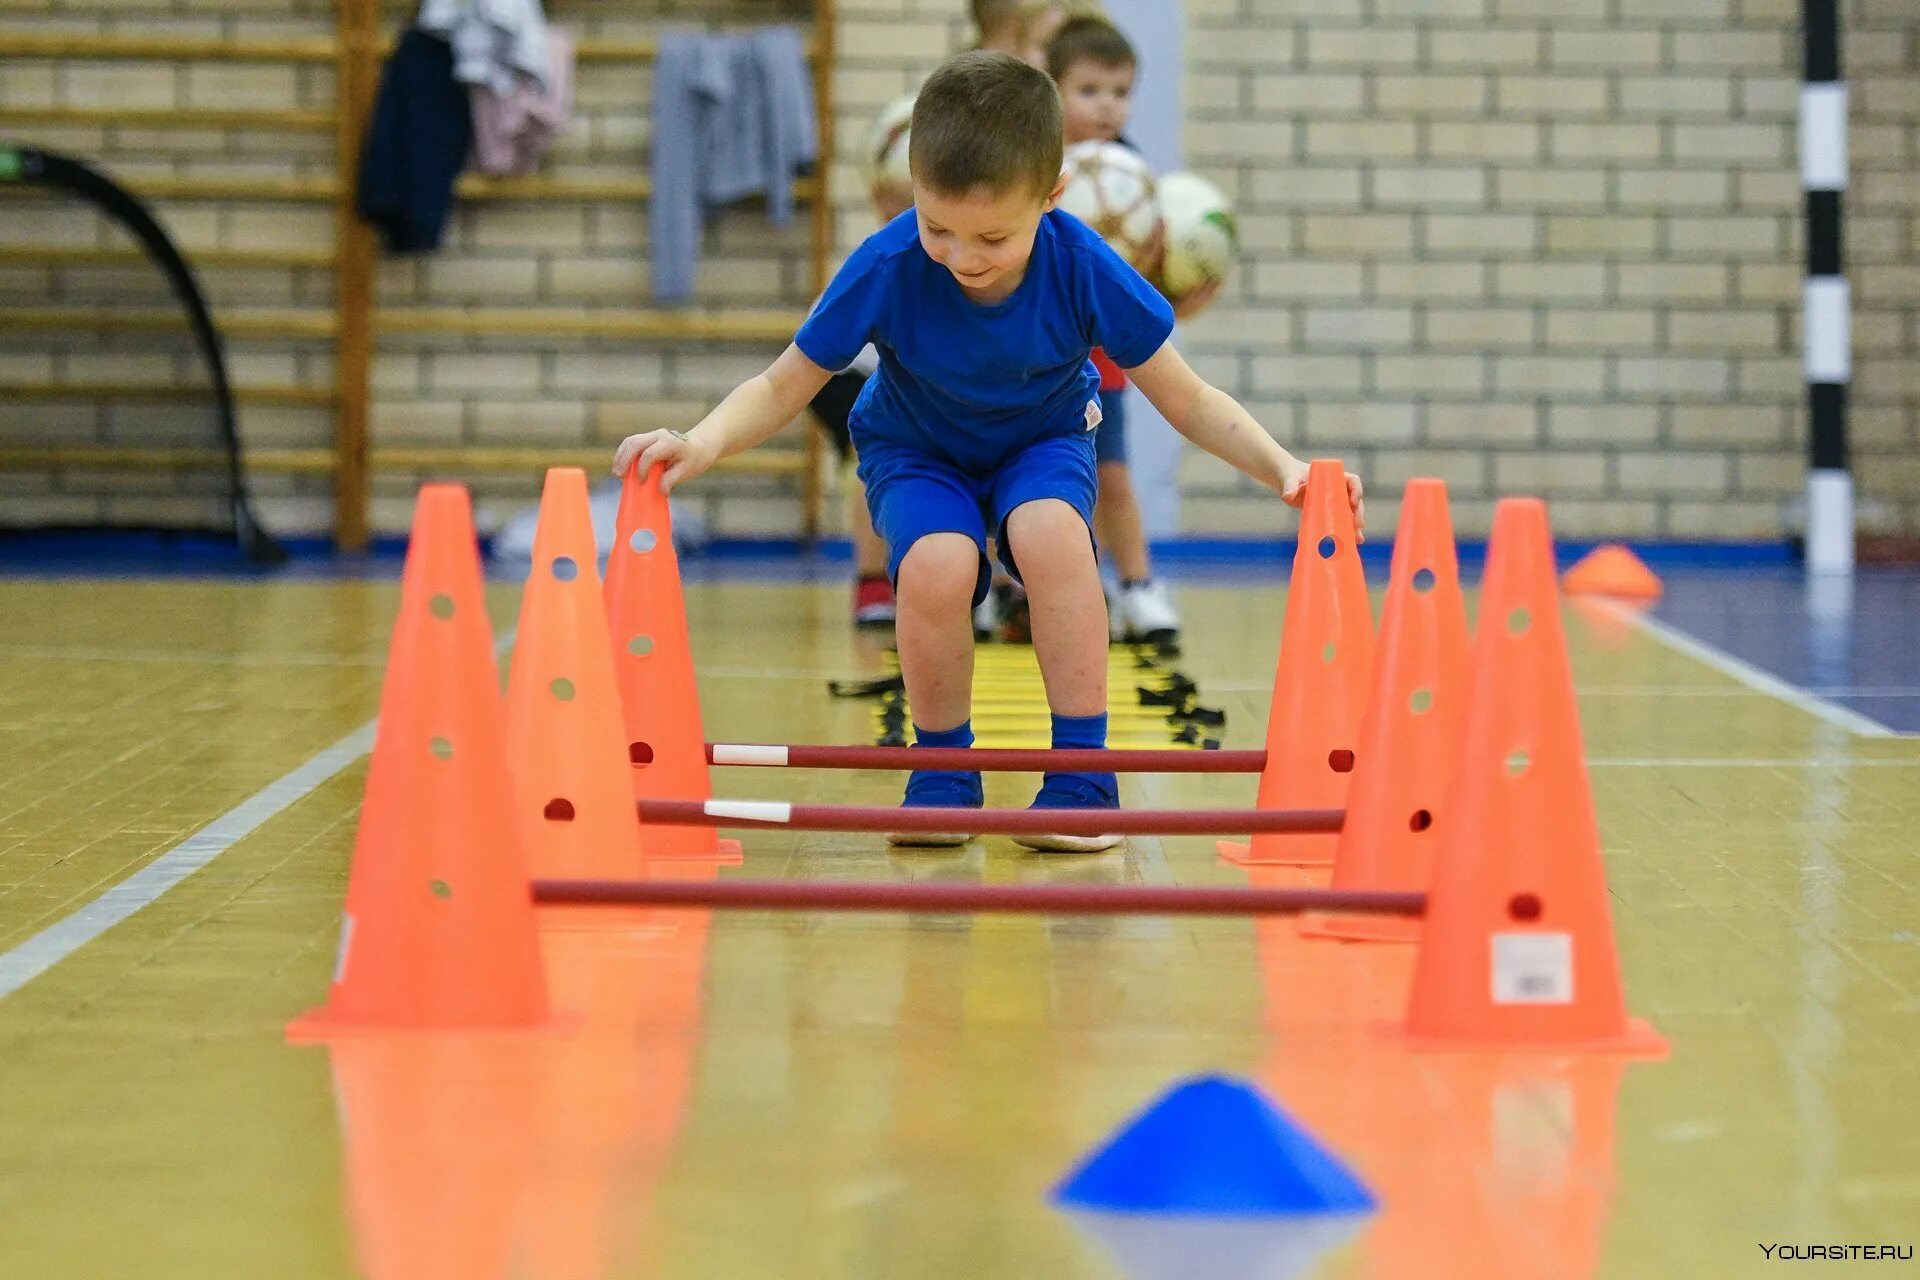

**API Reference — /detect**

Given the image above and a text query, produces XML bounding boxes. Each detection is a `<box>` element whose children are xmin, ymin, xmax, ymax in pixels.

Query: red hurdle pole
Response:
<box><xmin>533</xmin><ymin>877</ymin><xmax>1422</xmax><ymax>918</ymax></box>
<box><xmin>639</xmin><ymin>799</ymin><xmax>1342</xmax><ymax>836</ymax></box>
<box><xmin>705</xmin><ymin>743</ymin><xmax>1267</xmax><ymax>773</ymax></box>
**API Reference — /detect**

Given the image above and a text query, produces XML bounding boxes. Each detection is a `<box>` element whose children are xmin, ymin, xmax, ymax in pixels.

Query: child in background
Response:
<box><xmin>614</xmin><ymin>52</ymin><xmax>1361</xmax><ymax>850</ymax></box>
<box><xmin>1049</xmin><ymin>16</ymin><xmax>1220</xmax><ymax>644</ymax></box>
<box><xmin>813</xmin><ymin>0</ymin><xmax>1070</xmax><ymax>629</ymax></box>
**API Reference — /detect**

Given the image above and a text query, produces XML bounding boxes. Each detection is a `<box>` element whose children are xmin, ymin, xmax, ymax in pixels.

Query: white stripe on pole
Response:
<box><xmin>1802</xmin><ymin>277</ymin><xmax>1853</xmax><ymax>383</ymax></box>
<box><xmin>705</xmin><ymin>799</ymin><xmax>794</xmax><ymax>824</ymax></box>
<box><xmin>1799</xmin><ymin>84</ymin><xmax>1848</xmax><ymax>191</ymax></box>
<box><xmin>1806</xmin><ymin>468</ymin><xmax>1855</xmax><ymax>574</ymax></box>
<box><xmin>710</xmin><ymin>744</ymin><xmax>790</xmax><ymax>767</ymax></box>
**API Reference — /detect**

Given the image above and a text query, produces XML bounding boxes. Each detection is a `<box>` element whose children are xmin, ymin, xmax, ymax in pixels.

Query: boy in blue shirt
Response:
<box><xmin>613</xmin><ymin>51</ymin><xmax>1364</xmax><ymax>852</ymax></box>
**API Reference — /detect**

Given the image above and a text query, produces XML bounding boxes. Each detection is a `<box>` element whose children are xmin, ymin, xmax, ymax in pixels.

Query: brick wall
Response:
<box><xmin>5</xmin><ymin>0</ymin><xmax>1917</xmax><ymax>542</ymax></box>
<box><xmin>1171</xmin><ymin>0</ymin><xmax>1919</xmax><ymax>539</ymax></box>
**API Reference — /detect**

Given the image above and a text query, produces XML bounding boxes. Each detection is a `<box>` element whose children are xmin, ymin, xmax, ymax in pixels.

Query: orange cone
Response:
<box><xmin>506</xmin><ymin>468</ymin><xmax>647</xmax><ymax>883</ymax></box>
<box><xmin>1399</xmin><ymin>499</ymin><xmax>1666</xmax><ymax>1055</ymax></box>
<box><xmin>1219</xmin><ymin>458</ymin><xmax>1373</xmax><ymax>867</ymax></box>
<box><xmin>288</xmin><ymin>484</ymin><xmax>549</xmax><ymax>1036</ymax></box>
<box><xmin>1299</xmin><ymin>478</ymin><xmax>1469</xmax><ymax>943</ymax></box>
<box><xmin>603</xmin><ymin>465</ymin><xmax>742</xmax><ymax>863</ymax></box>
<box><xmin>1562</xmin><ymin>544</ymin><xmax>1662</xmax><ymax>600</ymax></box>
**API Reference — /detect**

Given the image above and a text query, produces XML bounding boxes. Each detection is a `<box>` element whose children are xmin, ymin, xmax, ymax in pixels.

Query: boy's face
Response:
<box><xmin>914</xmin><ymin>174</ymin><xmax>1069</xmax><ymax>302</ymax></box>
<box><xmin>1058</xmin><ymin>58</ymin><xmax>1134</xmax><ymax>144</ymax></box>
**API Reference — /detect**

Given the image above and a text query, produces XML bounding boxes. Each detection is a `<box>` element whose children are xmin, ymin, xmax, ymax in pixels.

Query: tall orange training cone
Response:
<box><xmin>1561</xmin><ymin>544</ymin><xmax>1662</xmax><ymax>600</ymax></box>
<box><xmin>1298</xmin><ymin>478</ymin><xmax>1469</xmax><ymax>943</ymax></box>
<box><xmin>288</xmin><ymin>484</ymin><xmax>549</xmax><ymax>1036</ymax></box>
<box><xmin>1398</xmin><ymin>498</ymin><xmax>1666</xmax><ymax>1056</ymax></box>
<box><xmin>1220</xmin><ymin>458</ymin><xmax>1374</xmax><ymax>867</ymax></box>
<box><xmin>506</xmin><ymin>468</ymin><xmax>647</xmax><ymax>882</ymax></box>
<box><xmin>603</xmin><ymin>464</ymin><xmax>741</xmax><ymax>862</ymax></box>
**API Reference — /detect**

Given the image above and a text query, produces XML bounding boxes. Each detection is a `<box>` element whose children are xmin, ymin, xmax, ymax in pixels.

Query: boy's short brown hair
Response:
<box><xmin>1045</xmin><ymin>15</ymin><xmax>1135</xmax><ymax>80</ymax></box>
<box><xmin>910</xmin><ymin>50</ymin><xmax>1064</xmax><ymax>199</ymax></box>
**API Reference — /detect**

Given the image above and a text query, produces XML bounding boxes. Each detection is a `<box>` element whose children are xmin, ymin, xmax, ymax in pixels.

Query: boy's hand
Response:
<box><xmin>1279</xmin><ymin>458</ymin><xmax>1367</xmax><ymax>543</ymax></box>
<box><xmin>610</xmin><ymin>429</ymin><xmax>720</xmax><ymax>495</ymax></box>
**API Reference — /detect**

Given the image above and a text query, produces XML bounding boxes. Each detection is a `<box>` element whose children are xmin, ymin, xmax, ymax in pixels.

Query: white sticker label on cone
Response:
<box><xmin>1491</xmin><ymin>932</ymin><xmax>1573</xmax><ymax>1004</ymax></box>
<box><xmin>332</xmin><ymin>914</ymin><xmax>355</xmax><ymax>986</ymax></box>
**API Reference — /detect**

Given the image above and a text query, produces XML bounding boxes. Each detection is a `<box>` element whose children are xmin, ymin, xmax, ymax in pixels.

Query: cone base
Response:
<box><xmin>640</xmin><ymin>836</ymin><xmax>745</xmax><ymax>865</ymax></box>
<box><xmin>1296</xmin><ymin>911</ymin><xmax>1420</xmax><ymax>944</ymax></box>
<box><xmin>1378</xmin><ymin>1014</ymin><xmax>1669</xmax><ymax>1059</ymax></box>
<box><xmin>286</xmin><ymin>1005</ymin><xmax>558</xmax><ymax>1043</ymax></box>
<box><xmin>1216</xmin><ymin>839</ymin><xmax>1333</xmax><ymax>869</ymax></box>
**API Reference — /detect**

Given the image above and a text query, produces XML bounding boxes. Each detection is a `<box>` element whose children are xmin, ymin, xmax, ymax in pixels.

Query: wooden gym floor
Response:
<box><xmin>0</xmin><ymin>560</ymin><xmax>1916</xmax><ymax>1278</ymax></box>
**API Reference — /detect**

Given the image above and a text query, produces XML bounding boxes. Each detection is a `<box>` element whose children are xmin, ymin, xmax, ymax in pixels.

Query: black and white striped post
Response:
<box><xmin>1801</xmin><ymin>0</ymin><xmax>1851</xmax><ymax>572</ymax></box>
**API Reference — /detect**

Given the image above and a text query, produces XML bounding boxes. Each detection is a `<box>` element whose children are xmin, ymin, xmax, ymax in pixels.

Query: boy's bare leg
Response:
<box><xmin>1093</xmin><ymin>459</ymin><xmax>1152</xmax><ymax>582</ymax></box>
<box><xmin>894</xmin><ymin>532</ymin><xmax>979</xmax><ymax>731</ymax></box>
<box><xmin>1005</xmin><ymin>499</ymin><xmax>1107</xmax><ymax>717</ymax></box>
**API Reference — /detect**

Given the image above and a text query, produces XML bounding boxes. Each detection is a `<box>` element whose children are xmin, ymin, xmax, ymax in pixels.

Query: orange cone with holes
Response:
<box><xmin>1219</xmin><ymin>458</ymin><xmax>1374</xmax><ymax>868</ymax></box>
<box><xmin>289</xmin><ymin>484</ymin><xmax>548</xmax><ymax>1036</ymax></box>
<box><xmin>1299</xmin><ymin>478</ymin><xmax>1469</xmax><ymax>942</ymax></box>
<box><xmin>1562</xmin><ymin>544</ymin><xmax>1662</xmax><ymax>600</ymax></box>
<box><xmin>506</xmin><ymin>468</ymin><xmax>647</xmax><ymax>882</ymax></box>
<box><xmin>604</xmin><ymin>464</ymin><xmax>741</xmax><ymax>862</ymax></box>
<box><xmin>1398</xmin><ymin>498</ymin><xmax>1665</xmax><ymax>1055</ymax></box>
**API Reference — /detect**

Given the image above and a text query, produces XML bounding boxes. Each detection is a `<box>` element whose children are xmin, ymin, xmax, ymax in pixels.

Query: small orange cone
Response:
<box><xmin>288</xmin><ymin>484</ymin><xmax>549</xmax><ymax>1036</ymax></box>
<box><xmin>1220</xmin><ymin>458</ymin><xmax>1373</xmax><ymax>867</ymax></box>
<box><xmin>603</xmin><ymin>464</ymin><xmax>741</xmax><ymax>863</ymax></box>
<box><xmin>1298</xmin><ymin>478</ymin><xmax>1468</xmax><ymax>943</ymax></box>
<box><xmin>1399</xmin><ymin>499</ymin><xmax>1666</xmax><ymax>1056</ymax></box>
<box><xmin>1561</xmin><ymin>544</ymin><xmax>1662</xmax><ymax>600</ymax></box>
<box><xmin>506</xmin><ymin>468</ymin><xmax>646</xmax><ymax>883</ymax></box>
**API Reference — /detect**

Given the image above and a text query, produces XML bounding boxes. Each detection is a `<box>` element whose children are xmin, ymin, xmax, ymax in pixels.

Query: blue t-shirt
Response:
<box><xmin>795</xmin><ymin>208</ymin><xmax>1175</xmax><ymax>473</ymax></box>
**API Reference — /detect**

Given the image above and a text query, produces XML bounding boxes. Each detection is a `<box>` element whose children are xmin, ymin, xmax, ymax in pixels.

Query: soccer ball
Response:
<box><xmin>1057</xmin><ymin>140</ymin><xmax>1164</xmax><ymax>277</ymax></box>
<box><xmin>1154</xmin><ymin>171</ymin><xmax>1238</xmax><ymax>302</ymax></box>
<box><xmin>1154</xmin><ymin>171</ymin><xmax>1238</xmax><ymax>304</ymax></box>
<box><xmin>865</xmin><ymin>93</ymin><xmax>916</xmax><ymax>211</ymax></box>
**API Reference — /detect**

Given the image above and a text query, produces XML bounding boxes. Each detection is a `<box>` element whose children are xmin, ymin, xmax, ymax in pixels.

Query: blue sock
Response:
<box><xmin>905</xmin><ymin>720</ymin><xmax>981</xmax><ymax>806</ymax></box>
<box><xmin>1051</xmin><ymin>712</ymin><xmax>1107</xmax><ymax>751</ymax></box>
<box><xmin>1039</xmin><ymin>712</ymin><xmax>1117</xmax><ymax>807</ymax></box>
<box><xmin>915</xmin><ymin>721</ymin><xmax>974</xmax><ymax>751</ymax></box>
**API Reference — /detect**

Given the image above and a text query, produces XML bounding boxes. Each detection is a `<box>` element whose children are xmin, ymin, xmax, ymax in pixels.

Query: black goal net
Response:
<box><xmin>0</xmin><ymin>147</ymin><xmax>285</xmax><ymax>563</ymax></box>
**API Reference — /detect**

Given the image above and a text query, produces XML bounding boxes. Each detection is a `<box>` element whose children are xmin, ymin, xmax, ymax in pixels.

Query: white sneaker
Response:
<box><xmin>973</xmin><ymin>589</ymin><xmax>1003</xmax><ymax>639</ymax></box>
<box><xmin>1104</xmin><ymin>578</ymin><xmax>1125</xmax><ymax>641</ymax></box>
<box><xmin>1115</xmin><ymin>579</ymin><xmax>1182</xmax><ymax>644</ymax></box>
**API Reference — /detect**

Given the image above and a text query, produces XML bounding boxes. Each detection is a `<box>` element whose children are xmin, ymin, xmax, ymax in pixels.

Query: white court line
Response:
<box><xmin>0</xmin><ymin>630</ymin><xmax>514</xmax><ymax>1000</ymax></box>
<box><xmin>1618</xmin><ymin>606</ymin><xmax>1900</xmax><ymax>739</ymax></box>
<box><xmin>0</xmin><ymin>724</ymin><xmax>374</xmax><ymax>999</ymax></box>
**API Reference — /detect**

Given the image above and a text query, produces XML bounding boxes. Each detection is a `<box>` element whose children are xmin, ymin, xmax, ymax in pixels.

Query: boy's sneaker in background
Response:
<box><xmin>854</xmin><ymin>574</ymin><xmax>896</xmax><ymax>628</ymax></box>
<box><xmin>1113</xmin><ymin>579</ymin><xmax>1181</xmax><ymax>645</ymax></box>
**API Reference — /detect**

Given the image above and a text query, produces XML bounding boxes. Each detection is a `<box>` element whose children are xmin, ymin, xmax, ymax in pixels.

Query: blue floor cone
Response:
<box><xmin>1051</xmin><ymin>1075</ymin><xmax>1378</xmax><ymax>1217</ymax></box>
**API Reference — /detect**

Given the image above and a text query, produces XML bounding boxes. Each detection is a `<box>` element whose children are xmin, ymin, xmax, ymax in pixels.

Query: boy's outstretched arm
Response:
<box><xmin>611</xmin><ymin>343</ymin><xmax>834</xmax><ymax>493</ymax></box>
<box><xmin>1127</xmin><ymin>342</ymin><xmax>1366</xmax><ymax>535</ymax></box>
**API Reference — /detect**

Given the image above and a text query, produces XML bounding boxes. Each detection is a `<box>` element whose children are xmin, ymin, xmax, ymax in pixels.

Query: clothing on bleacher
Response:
<box><xmin>650</xmin><ymin>27</ymin><xmax>817</xmax><ymax>303</ymax></box>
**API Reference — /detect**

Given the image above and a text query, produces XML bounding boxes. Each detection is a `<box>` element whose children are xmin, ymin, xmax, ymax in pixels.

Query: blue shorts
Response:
<box><xmin>859</xmin><ymin>433</ymin><xmax>1098</xmax><ymax>607</ymax></box>
<box><xmin>1093</xmin><ymin>388</ymin><xmax>1128</xmax><ymax>465</ymax></box>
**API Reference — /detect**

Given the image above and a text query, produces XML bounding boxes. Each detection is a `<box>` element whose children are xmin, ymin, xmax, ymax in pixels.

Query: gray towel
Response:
<box><xmin>650</xmin><ymin>27</ymin><xmax>817</xmax><ymax>303</ymax></box>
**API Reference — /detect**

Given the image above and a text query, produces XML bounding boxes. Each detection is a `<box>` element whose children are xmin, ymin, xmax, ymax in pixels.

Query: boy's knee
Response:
<box><xmin>1005</xmin><ymin>500</ymin><xmax>1092</xmax><ymax>561</ymax></box>
<box><xmin>898</xmin><ymin>533</ymin><xmax>981</xmax><ymax>606</ymax></box>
